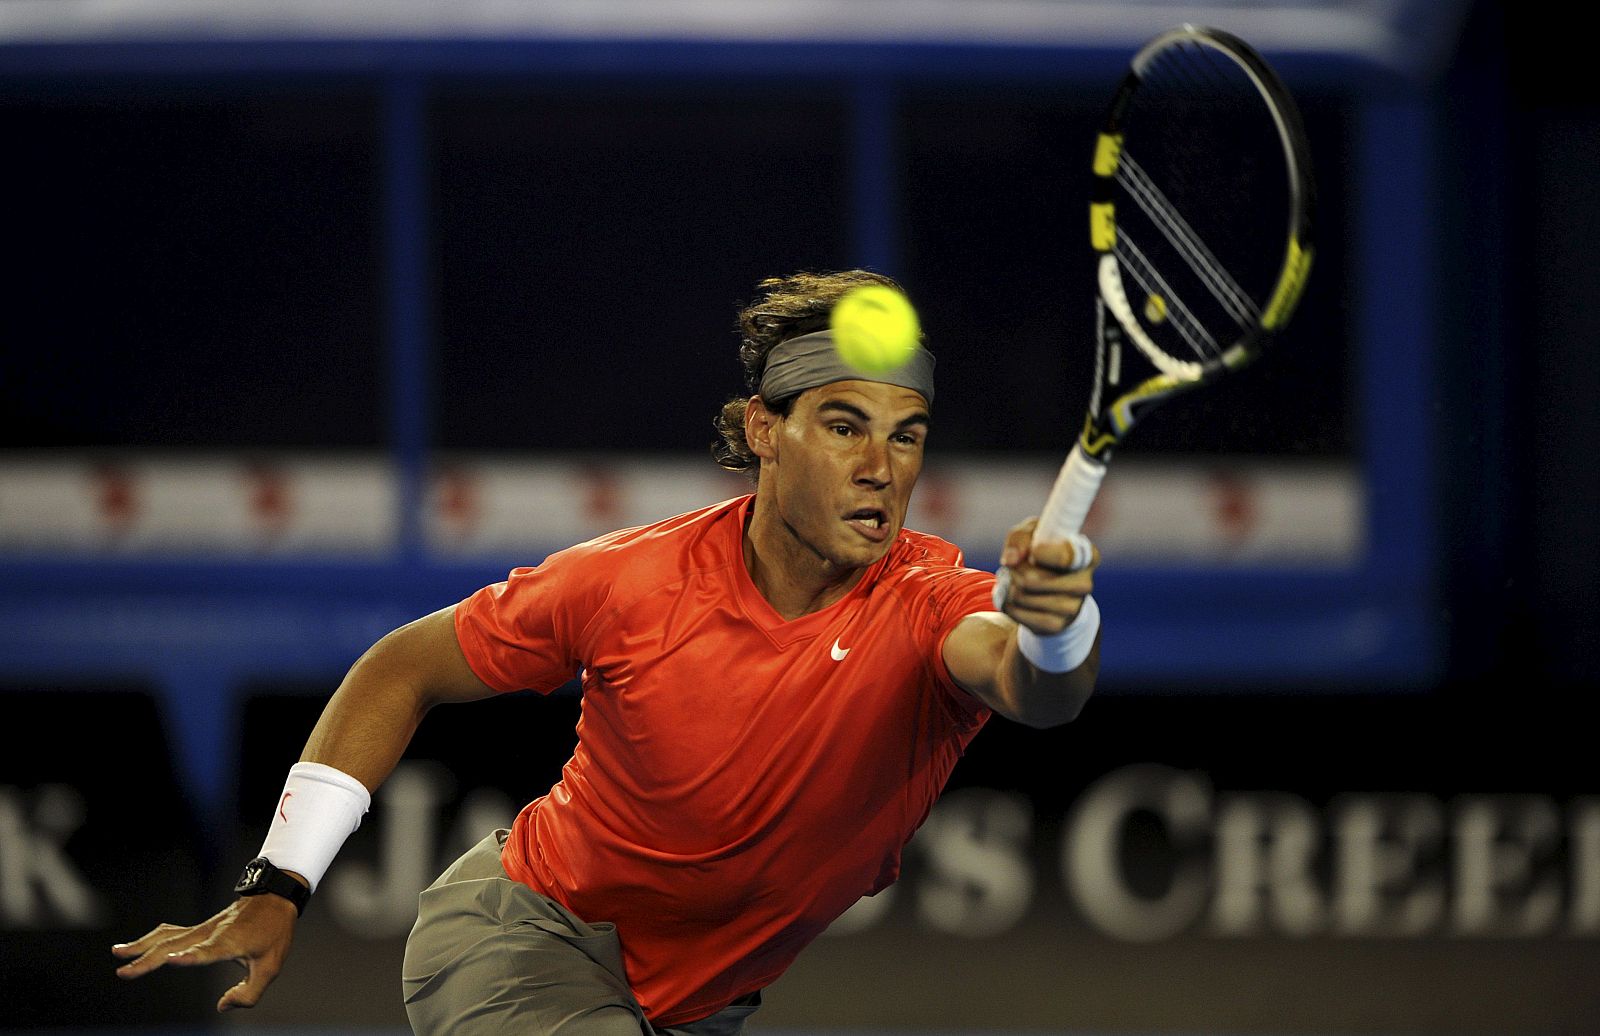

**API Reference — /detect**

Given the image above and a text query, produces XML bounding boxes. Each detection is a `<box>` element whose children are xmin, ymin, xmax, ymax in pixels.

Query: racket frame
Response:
<box><xmin>995</xmin><ymin>26</ymin><xmax>1316</xmax><ymax>609</ymax></box>
<box><xmin>1081</xmin><ymin>24</ymin><xmax>1316</xmax><ymax>473</ymax></box>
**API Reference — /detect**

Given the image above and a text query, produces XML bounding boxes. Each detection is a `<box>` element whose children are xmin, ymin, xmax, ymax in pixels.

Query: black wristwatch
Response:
<box><xmin>234</xmin><ymin>856</ymin><xmax>311</xmax><ymax>916</ymax></box>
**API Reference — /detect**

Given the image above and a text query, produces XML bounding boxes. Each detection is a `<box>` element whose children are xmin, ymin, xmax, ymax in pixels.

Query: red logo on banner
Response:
<box><xmin>1209</xmin><ymin>470</ymin><xmax>1257</xmax><ymax>549</ymax></box>
<box><xmin>246</xmin><ymin>464</ymin><xmax>293</xmax><ymax>541</ymax></box>
<box><xmin>93</xmin><ymin>464</ymin><xmax>139</xmax><ymax>539</ymax></box>
<box><xmin>581</xmin><ymin>468</ymin><xmax>622</xmax><ymax>529</ymax></box>
<box><xmin>435</xmin><ymin>466</ymin><xmax>482</xmax><ymax>542</ymax></box>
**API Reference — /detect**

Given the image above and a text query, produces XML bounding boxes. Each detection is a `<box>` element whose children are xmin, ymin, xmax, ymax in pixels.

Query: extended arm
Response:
<box><xmin>299</xmin><ymin>606</ymin><xmax>497</xmax><ymax>789</ymax></box>
<box><xmin>942</xmin><ymin>519</ymin><xmax>1100</xmax><ymax>728</ymax></box>
<box><xmin>113</xmin><ymin>607</ymin><xmax>496</xmax><ymax>1012</ymax></box>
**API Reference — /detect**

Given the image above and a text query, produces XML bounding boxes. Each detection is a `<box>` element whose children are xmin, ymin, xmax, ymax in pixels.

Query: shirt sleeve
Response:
<box><xmin>453</xmin><ymin>543</ymin><xmax>610</xmax><ymax>694</ymax></box>
<box><xmin>902</xmin><ymin>560</ymin><xmax>999</xmax><ymax>731</ymax></box>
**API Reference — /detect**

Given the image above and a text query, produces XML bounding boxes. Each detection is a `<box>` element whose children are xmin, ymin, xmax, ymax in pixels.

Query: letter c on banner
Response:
<box><xmin>1062</xmin><ymin>763</ymin><xmax>1212</xmax><ymax>942</ymax></box>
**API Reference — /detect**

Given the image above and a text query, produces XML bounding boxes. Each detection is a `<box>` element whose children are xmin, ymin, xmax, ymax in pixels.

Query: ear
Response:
<box><xmin>744</xmin><ymin>396</ymin><xmax>780</xmax><ymax>463</ymax></box>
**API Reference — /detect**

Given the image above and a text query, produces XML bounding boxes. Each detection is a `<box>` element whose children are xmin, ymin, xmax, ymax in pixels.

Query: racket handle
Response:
<box><xmin>992</xmin><ymin>444</ymin><xmax>1107</xmax><ymax>609</ymax></box>
<box><xmin>1035</xmin><ymin>443</ymin><xmax>1107</xmax><ymax>542</ymax></box>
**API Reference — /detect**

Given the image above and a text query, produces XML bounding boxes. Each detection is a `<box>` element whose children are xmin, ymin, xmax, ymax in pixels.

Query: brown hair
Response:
<box><xmin>711</xmin><ymin>269</ymin><xmax>909</xmax><ymax>481</ymax></box>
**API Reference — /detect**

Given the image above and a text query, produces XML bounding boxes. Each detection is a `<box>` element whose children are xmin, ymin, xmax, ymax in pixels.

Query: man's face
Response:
<box><xmin>755</xmin><ymin>379</ymin><xmax>930</xmax><ymax>570</ymax></box>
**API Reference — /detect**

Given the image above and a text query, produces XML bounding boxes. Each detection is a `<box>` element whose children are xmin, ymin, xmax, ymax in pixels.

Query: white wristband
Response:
<box><xmin>258</xmin><ymin>762</ymin><xmax>372</xmax><ymax>893</ymax></box>
<box><xmin>1017</xmin><ymin>595</ymin><xmax>1101</xmax><ymax>673</ymax></box>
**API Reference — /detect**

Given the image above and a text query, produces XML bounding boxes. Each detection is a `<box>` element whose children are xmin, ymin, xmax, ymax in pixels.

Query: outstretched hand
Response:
<box><xmin>113</xmin><ymin>893</ymin><xmax>300</xmax><ymax>1012</ymax></box>
<box><xmin>996</xmin><ymin>516</ymin><xmax>1099</xmax><ymax>635</ymax></box>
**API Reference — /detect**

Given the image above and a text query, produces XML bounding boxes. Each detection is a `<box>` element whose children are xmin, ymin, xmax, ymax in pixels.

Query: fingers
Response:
<box><xmin>1029</xmin><ymin>533</ymin><xmax>1099</xmax><ymax>574</ymax></box>
<box><xmin>218</xmin><ymin>956</ymin><xmax>280</xmax><ymax>1012</ymax></box>
<box><xmin>999</xmin><ymin>518</ymin><xmax>1099</xmax><ymax>574</ymax></box>
<box><xmin>996</xmin><ymin>518</ymin><xmax>1098</xmax><ymax>635</ymax></box>
<box><xmin>114</xmin><ymin>900</ymin><xmax>293</xmax><ymax>1014</ymax></box>
<box><xmin>164</xmin><ymin>927</ymin><xmax>237</xmax><ymax>967</ymax></box>
<box><xmin>220</xmin><ymin>978</ymin><xmax>258</xmax><ymax>1013</ymax></box>
<box><xmin>1006</xmin><ymin>561</ymin><xmax>1094</xmax><ymax>605</ymax></box>
<box><xmin>1005</xmin><ymin>596</ymin><xmax>1085</xmax><ymax>635</ymax></box>
<box><xmin>113</xmin><ymin>921</ymin><xmax>215</xmax><ymax>979</ymax></box>
<box><xmin>1002</xmin><ymin>563</ymin><xmax>1089</xmax><ymax>634</ymax></box>
<box><xmin>998</xmin><ymin>518</ymin><xmax>1037</xmax><ymax>569</ymax></box>
<box><xmin>112</xmin><ymin>922</ymin><xmax>183</xmax><ymax>958</ymax></box>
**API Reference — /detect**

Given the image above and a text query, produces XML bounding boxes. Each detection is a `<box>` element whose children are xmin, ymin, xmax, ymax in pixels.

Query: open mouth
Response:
<box><xmin>845</xmin><ymin>507</ymin><xmax>891</xmax><ymax>541</ymax></box>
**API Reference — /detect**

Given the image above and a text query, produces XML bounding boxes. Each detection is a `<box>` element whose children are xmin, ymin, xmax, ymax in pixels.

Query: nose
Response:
<box><xmin>854</xmin><ymin>437</ymin><xmax>892</xmax><ymax>490</ymax></box>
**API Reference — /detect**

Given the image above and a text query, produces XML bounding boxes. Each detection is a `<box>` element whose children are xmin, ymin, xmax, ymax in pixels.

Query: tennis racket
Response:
<box><xmin>996</xmin><ymin>24</ymin><xmax>1316</xmax><ymax>604</ymax></box>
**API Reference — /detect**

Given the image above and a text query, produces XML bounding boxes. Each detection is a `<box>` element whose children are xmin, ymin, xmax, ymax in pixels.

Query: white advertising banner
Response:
<box><xmin>0</xmin><ymin>454</ymin><xmax>1361</xmax><ymax>565</ymax></box>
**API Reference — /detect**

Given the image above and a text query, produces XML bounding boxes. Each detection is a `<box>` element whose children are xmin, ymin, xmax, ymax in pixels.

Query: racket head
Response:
<box><xmin>1081</xmin><ymin>25</ymin><xmax>1316</xmax><ymax>461</ymax></box>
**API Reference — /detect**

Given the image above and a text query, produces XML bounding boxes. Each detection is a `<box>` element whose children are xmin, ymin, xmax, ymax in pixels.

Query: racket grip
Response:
<box><xmin>1034</xmin><ymin>443</ymin><xmax>1107</xmax><ymax>542</ymax></box>
<box><xmin>992</xmin><ymin>444</ymin><xmax>1106</xmax><ymax>609</ymax></box>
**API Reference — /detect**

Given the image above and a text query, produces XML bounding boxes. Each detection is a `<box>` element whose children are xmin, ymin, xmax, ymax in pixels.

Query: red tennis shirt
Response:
<box><xmin>453</xmin><ymin>495</ymin><xmax>996</xmax><ymax>1026</ymax></box>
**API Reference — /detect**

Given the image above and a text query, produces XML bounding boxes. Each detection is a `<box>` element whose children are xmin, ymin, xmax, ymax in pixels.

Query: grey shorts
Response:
<box><xmin>402</xmin><ymin>830</ymin><xmax>761</xmax><ymax>1036</ymax></box>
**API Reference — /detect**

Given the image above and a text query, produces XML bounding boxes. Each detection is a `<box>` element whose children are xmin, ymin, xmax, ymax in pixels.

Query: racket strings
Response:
<box><xmin>1072</xmin><ymin>27</ymin><xmax>1315</xmax><ymax>467</ymax></box>
<box><xmin>1112</xmin><ymin>230</ymin><xmax>1216</xmax><ymax>361</ymax></box>
<box><xmin>1109</xmin><ymin>41</ymin><xmax>1291</xmax><ymax>371</ymax></box>
<box><xmin>1167</xmin><ymin>42</ymin><xmax>1242</xmax><ymax>107</ymax></box>
<box><xmin>1116</xmin><ymin>152</ymin><xmax>1261</xmax><ymax>329</ymax></box>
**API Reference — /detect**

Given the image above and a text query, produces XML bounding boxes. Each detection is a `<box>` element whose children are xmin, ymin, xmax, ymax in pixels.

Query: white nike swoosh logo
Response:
<box><xmin>831</xmin><ymin>638</ymin><xmax>850</xmax><ymax>661</ymax></box>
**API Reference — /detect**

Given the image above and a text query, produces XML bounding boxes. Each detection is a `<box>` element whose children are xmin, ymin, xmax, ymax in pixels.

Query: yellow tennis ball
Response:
<box><xmin>829</xmin><ymin>285</ymin><xmax>921</xmax><ymax>374</ymax></box>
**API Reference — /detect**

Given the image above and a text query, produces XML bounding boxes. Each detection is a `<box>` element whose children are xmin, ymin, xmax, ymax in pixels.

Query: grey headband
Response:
<box><xmin>757</xmin><ymin>329</ymin><xmax>936</xmax><ymax>405</ymax></box>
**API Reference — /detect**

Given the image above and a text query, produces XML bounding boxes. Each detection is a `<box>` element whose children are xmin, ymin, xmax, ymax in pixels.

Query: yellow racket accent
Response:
<box><xmin>1092</xmin><ymin>132</ymin><xmax>1124</xmax><ymax>176</ymax></box>
<box><xmin>1219</xmin><ymin>343</ymin><xmax>1252</xmax><ymax>369</ymax></box>
<box><xmin>1090</xmin><ymin>202</ymin><xmax>1116</xmax><ymax>251</ymax></box>
<box><xmin>1109</xmin><ymin>372</ymin><xmax>1187</xmax><ymax>435</ymax></box>
<box><xmin>1262</xmin><ymin>237</ymin><xmax>1314</xmax><ymax>330</ymax></box>
<box><xmin>1081</xmin><ymin>371</ymin><xmax>1193</xmax><ymax>458</ymax></box>
<box><xmin>1079</xmin><ymin>415</ymin><xmax>1116</xmax><ymax>458</ymax></box>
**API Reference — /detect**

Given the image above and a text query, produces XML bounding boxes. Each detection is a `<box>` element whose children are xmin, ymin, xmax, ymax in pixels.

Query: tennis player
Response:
<box><xmin>113</xmin><ymin>270</ymin><xmax>1101</xmax><ymax>1035</ymax></box>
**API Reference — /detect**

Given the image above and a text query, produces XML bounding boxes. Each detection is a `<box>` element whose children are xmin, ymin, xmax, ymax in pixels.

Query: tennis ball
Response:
<box><xmin>829</xmin><ymin>285</ymin><xmax>921</xmax><ymax>374</ymax></box>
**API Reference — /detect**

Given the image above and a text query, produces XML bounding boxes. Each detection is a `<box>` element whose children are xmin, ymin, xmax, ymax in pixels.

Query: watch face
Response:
<box><xmin>236</xmin><ymin>857</ymin><xmax>269</xmax><ymax>891</ymax></box>
<box><xmin>231</xmin><ymin>856</ymin><xmax>308</xmax><ymax>914</ymax></box>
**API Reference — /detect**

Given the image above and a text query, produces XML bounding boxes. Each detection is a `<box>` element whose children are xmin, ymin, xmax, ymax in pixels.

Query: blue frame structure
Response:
<box><xmin>0</xmin><ymin>37</ymin><xmax>1441</xmax><ymax>825</ymax></box>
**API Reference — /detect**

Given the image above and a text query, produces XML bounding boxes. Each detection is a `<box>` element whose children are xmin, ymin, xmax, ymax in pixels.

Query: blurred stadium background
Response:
<box><xmin>3</xmin><ymin>0</ymin><xmax>1597</xmax><ymax>1032</ymax></box>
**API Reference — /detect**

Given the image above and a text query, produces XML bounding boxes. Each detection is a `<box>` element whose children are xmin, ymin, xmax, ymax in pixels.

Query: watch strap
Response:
<box><xmin>234</xmin><ymin>856</ymin><xmax>311</xmax><ymax>916</ymax></box>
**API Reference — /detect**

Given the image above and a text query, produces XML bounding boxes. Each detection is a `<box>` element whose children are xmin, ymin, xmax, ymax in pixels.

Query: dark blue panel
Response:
<box><xmin>384</xmin><ymin>75</ymin><xmax>430</xmax><ymax>559</ymax></box>
<box><xmin>0</xmin><ymin>38</ymin><xmax>1398</xmax><ymax>91</ymax></box>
